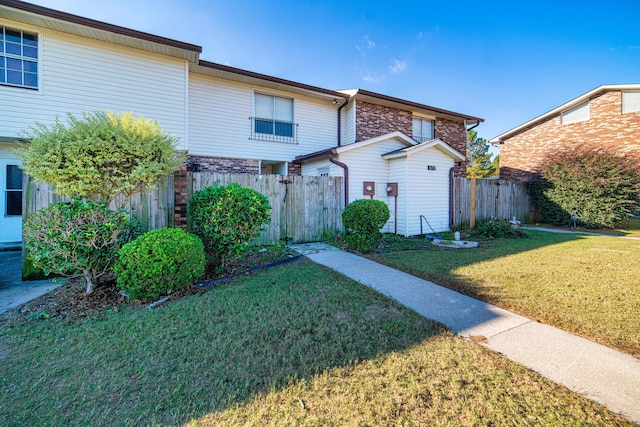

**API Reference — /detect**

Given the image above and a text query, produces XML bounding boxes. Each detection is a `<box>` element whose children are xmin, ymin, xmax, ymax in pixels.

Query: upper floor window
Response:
<box><xmin>1</xmin><ymin>26</ymin><xmax>38</xmax><ymax>89</ymax></box>
<box><xmin>413</xmin><ymin>117</ymin><xmax>434</xmax><ymax>142</ymax></box>
<box><xmin>251</xmin><ymin>93</ymin><xmax>297</xmax><ymax>143</ymax></box>
<box><xmin>622</xmin><ymin>91</ymin><xmax>640</xmax><ymax>114</ymax></box>
<box><xmin>561</xmin><ymin>101</ymin><xmax>589</xmax><ymax>124</ymax></box>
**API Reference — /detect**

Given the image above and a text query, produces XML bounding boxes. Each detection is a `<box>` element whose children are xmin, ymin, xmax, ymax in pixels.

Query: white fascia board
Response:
<box><xmin>382</xmin><ymin>138</ymin><xmax>465</xmax><ymax>161</ymax></box>
<box><xmin>490</xmin><ymin>84</ymin><xmax>640</xmax><ymax>143</ymax></box>
<box><xmin>335</xmin><ymin>131</ymin><xmax>415</xmax><ymax>155</ymax></box>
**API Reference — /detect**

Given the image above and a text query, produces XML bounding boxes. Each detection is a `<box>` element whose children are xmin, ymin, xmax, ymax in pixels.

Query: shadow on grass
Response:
<box><xmin>0</xmin><ymin>259</ymin><xmax>443</xmax><ymax>426</ymax></box>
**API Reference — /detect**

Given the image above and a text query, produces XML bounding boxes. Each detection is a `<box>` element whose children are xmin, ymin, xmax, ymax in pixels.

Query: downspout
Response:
<box><xmin>337</xmin><ymin>97</ymin><xmax>349</xmax><ymax>146</ymax></box>
<box><xmin>449</xmin><ymin>167</ymin><xmax>455</xmax><ymax>230</ymax></box>
<box><xmin>329</xmin><ymin>150</ymin><xmax>349</xmax><ymax>207</ymax></box>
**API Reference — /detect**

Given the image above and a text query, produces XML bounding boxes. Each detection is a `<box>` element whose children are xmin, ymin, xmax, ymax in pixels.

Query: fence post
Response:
<box><xmin>469</xmin><ymin>178</ymin><xmax>477</xmax><ymax>228</ymax></box>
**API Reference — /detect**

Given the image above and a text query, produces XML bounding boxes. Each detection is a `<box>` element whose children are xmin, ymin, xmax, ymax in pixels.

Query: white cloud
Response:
<box><xmin>389</xmin><ymin>58</ymin><xmax>408</xmax><ymax>74</ymax></box>
<box><xmin>365</xmin><ymin>35</ymin><xmax>375</xmax><ymax>49</ymax></box>
<box><xmin>362</xmin><ymin>68</ymin><xmax>383</xmax><ymax>84</ymax></box>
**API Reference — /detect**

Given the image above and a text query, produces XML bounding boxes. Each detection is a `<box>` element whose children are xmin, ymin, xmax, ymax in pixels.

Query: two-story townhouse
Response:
<box><xmin>491</xmin><ymin>84</ymin><xmax>640</xmax><ymax>181</ymax></box>
<box><xmin>1</xmin><ymin>0</ymin><xmax>483</xmax><ymax>242</ymax></box>
<box><xmin>0</xmin><ymin>0</ymin><xmax>201</xmax><ymax>242</ymax></box>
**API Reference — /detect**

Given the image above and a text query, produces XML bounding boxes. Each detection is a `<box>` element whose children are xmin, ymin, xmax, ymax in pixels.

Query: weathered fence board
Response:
<box><xmin>452</xmin><ymin>177</ymin><xmax>532</xmax><ymax>227</ymax></box>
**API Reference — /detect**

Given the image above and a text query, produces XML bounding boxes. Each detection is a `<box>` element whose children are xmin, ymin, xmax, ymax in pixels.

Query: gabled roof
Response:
<box><xmin>192</xmin><ymin>61</ymin><xmax>349</xmax><ymax>103</ymax></box>
<box><xmin>382</xmin><ymin>138</ymin><xmax>465</xmax><ymax>161</ymax></box>
<box><xmin>338</xmin><ymin>89</ymin><xmax>483</xmax><ymax>124</ymax></box>
<box><xmin>1</xmin><ymin>0</ymin><xmax>202</xmax><ymax>61</ymax></box>
<box><xmin>490</xmin><ymin>84</ymin><xmax>640</xmax><ymax>143</ymax></box>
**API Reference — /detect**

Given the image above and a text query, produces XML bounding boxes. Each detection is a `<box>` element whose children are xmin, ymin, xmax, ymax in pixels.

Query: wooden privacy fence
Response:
<box><xmin>24</xmin><ymin>172</ymin><xmax>344</xmax><ymax>247</ymax></box>
<box><xmin>451</xmin><ymin>177</ymin><xmax>532</xmax><ymax>227</ymax></box>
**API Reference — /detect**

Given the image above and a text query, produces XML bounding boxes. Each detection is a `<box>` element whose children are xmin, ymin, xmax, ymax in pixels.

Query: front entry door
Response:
<box><xmin>0</xmin><ymin>159</ymin><xmax>23</xmax><ymax>243</ymax></box>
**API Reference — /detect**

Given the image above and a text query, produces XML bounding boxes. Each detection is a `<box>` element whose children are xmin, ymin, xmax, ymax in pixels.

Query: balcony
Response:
<box><xmin>250</xmin><ymin>117</ymin><xmax>298</xmax><ymax>144</ymax></box>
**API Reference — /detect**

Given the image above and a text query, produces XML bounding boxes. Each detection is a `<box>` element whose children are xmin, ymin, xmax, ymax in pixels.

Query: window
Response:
<box><xmin>252</xmin><ymin>93</ymin><xmax>296</xmax><ymax>142</ymax></box>
<box><xmin>561</xmin><ymin>101</ymin><xmax>589</xmax><ymax>124</ymax></box>
<box><xmin>1</xmin><ymin>26</ymin><xmax>38</xmax><ymax>89</ymax></box>
<box><xmin>5</xmin><ymin>165</ymin><xmax>22</xmax><ymax>216</ymax></box>
<box><xmin>413</xmin><ymin>117</ymin><xmax>434</xmax><ymax>142</ymax></box>
<box><xmin>622</xmin><ymin>91</ymin><xmax>640</xmax><ymax>114</ymax></box>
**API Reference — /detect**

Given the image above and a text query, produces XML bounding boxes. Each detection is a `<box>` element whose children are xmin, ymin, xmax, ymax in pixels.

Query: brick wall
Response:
<box><xmin>187</xmin><ymin>155</ymin><xmax>259</xmax><ymax>173</ymax></box>
<box><xmin>287</xmin><ymin>162</ymin><xmax>302</xmax><ymax>176</ymax></box>
<box><xmin>173</xmin><ymin>167</ymin><xmax>189</xmax><ymax>230</ymax></box>
<box><xmin>434</xmin><ymin>118</ymin><xmax>468</xmax><ymax>177</ymax></box>
<box><xmin>500</xmin><ymin>91</ymin><xmax>640</xmax><ymax>180</ymax></box>
<box><xmin>355</xmin><ymin>101</ymin><xmax>412</xmax><ymax>142</ymax></box>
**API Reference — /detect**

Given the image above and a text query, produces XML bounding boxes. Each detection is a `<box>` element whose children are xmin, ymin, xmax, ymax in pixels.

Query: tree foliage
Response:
<box><xmin>528</xmin><ymin>145</ymin><xmax>640</xmax><ymax>228</ymax></box>
<box><xmin>23</xmin><ymin>199</ymin><xmax>134</xmax><ymax>294</ymax></box>
<box><xmin>466</xmin><ymin>130</ymin><xmax>497</xmax><ymax>178</ymax></box>
<box><xmin>17</xmin><ymin>111</ymin><xmax>184</xmax><ymax>204</ymax></box>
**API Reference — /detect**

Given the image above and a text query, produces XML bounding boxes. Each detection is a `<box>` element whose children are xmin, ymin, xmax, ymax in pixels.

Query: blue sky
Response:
<box><xmin>29</xmin><ymin>0</ymin><xmax>640</xmax><ymax>150</ymax></box>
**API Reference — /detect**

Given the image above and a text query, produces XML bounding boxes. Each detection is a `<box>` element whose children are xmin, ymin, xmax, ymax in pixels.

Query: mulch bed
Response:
<box><xmin>0</xmin><ymin>247</ymin><xmax>299</xmax><ymax>326</ymax></box>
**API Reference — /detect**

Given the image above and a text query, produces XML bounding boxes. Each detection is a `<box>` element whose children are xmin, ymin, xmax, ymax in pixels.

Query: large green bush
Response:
<box><xmin>114</xmin><ymin>228</ymin><xmax>205</xmax><ymax>300</ymax></box>
<box><xmin>23</xmin><ymin>199</ymin><xmax>134</xmax><ymax>294</ymax></box>
<box><xmin>17</xmin><ymin>111</ymin><xmax>185</xmax><ymax>205</ymax></box>
<box><xmin>342</xmin><ymin>199</ymin><xmax>390</xmax><ymax>253</ymax></box>
<box><xmin>528</xmin><ymin>145</ymin><xmax>640</xmax><ymax>228</ymax></box>
<box><xmin>189</xmin><ymin>183</ymin><xmax>271</xmax><ymax>268</ymax></box>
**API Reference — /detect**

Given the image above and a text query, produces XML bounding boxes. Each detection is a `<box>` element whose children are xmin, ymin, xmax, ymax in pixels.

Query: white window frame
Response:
<box><xmin>561</xmin><ymin>101</ymin><xmax>590</xmax><ymax>125</ymax></box>
<box><xmin>622</xmin><ymin>91</ymin><xmax>640</xmax><ymax>114</ymax></box>
<box><xmin>4</xmin><ymin>164</ymin><xmax>22</xmax><ymax>217</ymax></box>
<box><xmin>317</xmin><ymin>167</ymin><xmax>329</xmax><ymax>177</ymax></box>
<box><xmin>1</xmin><ymin>25</ymin><xmax>38</xmax><ymax>90</ymax></box>
<box><xmin>412</xmin><ymin>117</ymin><xmax>435</xmax><ymax>142</ymax></box>
<box><xmin>252</xmin><ymin>92</ymin><xmax>296</xmax><ymax>143</ymax></box>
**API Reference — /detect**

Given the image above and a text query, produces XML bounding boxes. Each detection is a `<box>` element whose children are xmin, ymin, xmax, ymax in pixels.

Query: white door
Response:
<box><xmin>0</xmin><ymin>159</ymin><xmax>23</xmax><ymax>243</ymax></box>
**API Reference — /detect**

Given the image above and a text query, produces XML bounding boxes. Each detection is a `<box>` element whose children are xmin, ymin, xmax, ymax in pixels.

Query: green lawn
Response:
<box><xmin>372</xmin><ymin>230</ymin><xmax>640</xmax><ymax>358</ymax></box>
<box><xmin>0</xmin><ymin>260</ymin><xmax>630</xmax><ymax>426</ymax></box>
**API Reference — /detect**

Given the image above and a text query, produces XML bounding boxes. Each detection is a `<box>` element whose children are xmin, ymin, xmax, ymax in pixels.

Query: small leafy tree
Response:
<box><xmin>342</xmin><ymin>199</ymin><xmax>390</xmax><ymax>253</ymax></box>
<box><xmin>23</xmin><ymin>199</ymin><xmax>134</xmax><ymax>294</ymax></box>
<box><xmin>189</xmin><ymin>183</ymin><xmax>271</xmax><ymax>269</ymax></box>
<box><xmin>466</xmin><ymin>130</ymin><xmax>497</xmax><ymax>178</ymax></box>
<box><xmin>17</xmin><ymin>111</ymin><xmax>185</xmax><ymax>205</ymax></box>
<box><xmin>528</xmin><ymin>145</ymin><xmax>640</xmax><ymax>228</ymax></box>
<box><xmin>114</xmin><ymin>228</ymin><xmax>205</xmax><ymax>300</ymax></box>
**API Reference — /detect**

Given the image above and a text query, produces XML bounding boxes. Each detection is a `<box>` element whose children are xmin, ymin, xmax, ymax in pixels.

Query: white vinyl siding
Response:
<box><xmin>561</xmin><ymin>101</ymin><xmax>589</xmax><ymax>125</ymax></box>
<box><xmin>405</xmin><ymin>146</ymin><xmax>453</xmax><ymax>234</ymax></box>
<box><xmin>387</xmin><ymin>157</ymin><xmax>407</xmax><ymax>235</ymax></box>
<box><xmin>622</xmin><ymin>91</ymin><xmax>640</xmax><ymax>114</ymax></box>
<box><xmin>0</xmin><ymin>21</ymin><xmax>188</xmax><ymax>148</ymax></box>
<box><xmin>189</xmin><ymin>73</ymin><xmax>337</xmax><ymax>161</ymax></box>
<box><xmin>300</xmin><ymin>159</ymin><xmax>336</xmax><ymax>176</ymax></box>
<box><xmin>341</xmin><ymin>100</ymin><xmax>356</xmax><ymax>145</ymax></box>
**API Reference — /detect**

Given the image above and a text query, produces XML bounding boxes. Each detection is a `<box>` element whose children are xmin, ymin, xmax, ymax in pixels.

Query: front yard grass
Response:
<box><xmin>372</xmin><ymin>230</ymin><xmax>640</xmax><ymax>358</ymax></box>
<box><xmin>0</xmin><ymin>259</ymin><xmax>630</xmax><ymax>426</ymax></box>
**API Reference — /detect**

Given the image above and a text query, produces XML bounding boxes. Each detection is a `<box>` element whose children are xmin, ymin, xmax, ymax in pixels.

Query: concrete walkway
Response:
<box><xmin>290</xmin><ymin>243</ymin><xmax>640</xmax><ymax>424</ymax></box>
<box><xmin>0</xmin><ymin>250</ymin><xmax>61</xmax><ymax>315</ymax></box>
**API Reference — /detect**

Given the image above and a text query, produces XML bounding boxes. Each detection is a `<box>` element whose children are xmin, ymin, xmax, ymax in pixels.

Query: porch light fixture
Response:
<box><xmin>332</xmin><ymin>99</ymin><xmax>340</xmax><ymax>105</ymax></box>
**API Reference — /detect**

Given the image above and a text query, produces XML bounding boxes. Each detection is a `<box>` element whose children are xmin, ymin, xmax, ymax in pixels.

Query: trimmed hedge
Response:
<box><xmin>114</xmin><ymin>228</ymin><xmax>205</xmax><ymax>300</ymax></box>
<box><xmin>342</xmin><ymin>199</ymin><xmax>390</xmax><ymax>253</ymax></box>
<box><xmin>189</xmin><ymin>183</ymin><xmax>271</xmax><ymax>268</ymax></box>
<box><xmin>528</xmin><ymin>145</ymin><xmax>640</xmax><ymax>228</ymax></box>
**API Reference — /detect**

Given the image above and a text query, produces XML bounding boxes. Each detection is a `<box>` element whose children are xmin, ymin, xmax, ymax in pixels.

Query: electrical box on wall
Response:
<box><xmin>386</xmin><ymin>182</ymin><xmax>398</xmax><ymax>197</ymax></box>
<box><xmin>363</xmin><ymin>181</ymin><xmax>375</xmax><ymax>196</ymax></box>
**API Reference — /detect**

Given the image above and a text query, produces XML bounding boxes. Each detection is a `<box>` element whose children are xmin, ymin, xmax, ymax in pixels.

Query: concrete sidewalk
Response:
<box><xmin>291</xmin><ymin>243</ymin><xmax>640</xmax><ymax>424</ymax></box>
<box><xmin>0</xmin><ymin>250</ymin><xmax>61</xmax><ymax>316</ymax></box>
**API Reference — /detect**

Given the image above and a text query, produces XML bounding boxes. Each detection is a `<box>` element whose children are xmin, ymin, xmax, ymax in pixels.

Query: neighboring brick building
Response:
<box><xmin>491</xmin><ymin>85</ymin><xmax>640</xmax><ymax>181</ymax></box>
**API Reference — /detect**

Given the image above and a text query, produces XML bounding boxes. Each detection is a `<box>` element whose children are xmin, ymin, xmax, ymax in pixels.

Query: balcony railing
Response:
<box><xmin>250</xmin><ymin>117</ymin><xmax>298</xmax><ymax>144</ymax></box>
<box><xmin>412</xmin><ymin>135</ymin><xmax>435</xmax><ymax>143</ymax></box>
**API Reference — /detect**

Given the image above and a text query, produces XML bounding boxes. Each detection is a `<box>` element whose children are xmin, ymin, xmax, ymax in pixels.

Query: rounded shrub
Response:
<box><xmin>189</xmin><ymin>183</ymin><xmax>271</xmax><ymax>267</ymax></box>
<box><xmin>342</xmin><ymin>199</ymin><xmax>390</xmax><ymax>253</ymax></box>
<box><xmin>114</xmin><ymin>228</ymin><xmax>205</xmax><ymax>300</ymax></box>
<box><xmin>528</xmin><ymin>145</ymin><xmax>640</xmax><ymax>228</ymax></box>
<box><xmin>23</xmin><ymin>198</ymin><xmax>134</xmax><ymax>294</ymax></box>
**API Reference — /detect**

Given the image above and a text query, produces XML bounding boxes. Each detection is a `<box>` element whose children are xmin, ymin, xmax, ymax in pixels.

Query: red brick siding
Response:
<box><xmin>287</xmin><ymin>162</ymin><xmax>302</xmax><ymax>176</ymax></box>
<box><xmin>173</xmin><ymin>167</ymin><xmax>189</xmax><ymax>230</ymax></box>
<box><xmin>355</xmin><ymin>101</ymin><xmax>412</xmax><ymax>142</ymax></box>
<box><xmin>187</xmin><ymin>155</ymin><xmax>259</xmax><ymax>174</ymax></box>
<box><xmin>500</xmin><ymin>91</ymin><xmax>640</xmax><ymax>180</ymax></box>
<box><xmin>434</xmin><ymin>118</ymin><xmax>468</xmax><ymax>177</ymax></box>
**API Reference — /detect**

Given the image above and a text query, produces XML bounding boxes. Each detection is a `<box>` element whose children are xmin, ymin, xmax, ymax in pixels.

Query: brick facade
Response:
<box><xmin>173</xmin><ymin>167</ymin><xmax>189</xmax><ymax>230</ymax></box>
<box><xmin>355</xmin><ymin>101</ymin><xmax>413</xmax><ymax>142</ymax></box>
<box><xmin>434</xmin><ymin>118</ymin><xmax>468</xmax><ymax>177</ymax></box>
<box><xmin>187</xmin><ymin>155</ymin><xmax>259</xmax><ymax>174</ymax></box>
<box><xmin>500</xmin><ymin>91</ymin><xmax>640</xmax><ymax>180</ymax></box>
